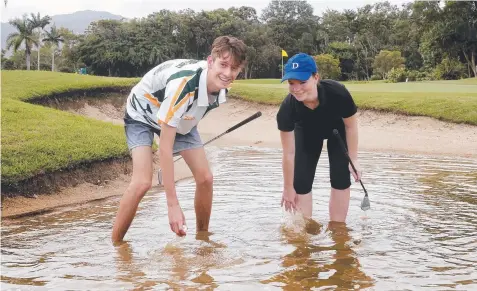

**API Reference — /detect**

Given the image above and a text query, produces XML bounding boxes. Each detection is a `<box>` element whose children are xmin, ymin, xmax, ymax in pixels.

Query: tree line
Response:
<box><xmin>2</xmin><ymin>0</ymin><xmax>476</xmax><ymax>82</ymax></box>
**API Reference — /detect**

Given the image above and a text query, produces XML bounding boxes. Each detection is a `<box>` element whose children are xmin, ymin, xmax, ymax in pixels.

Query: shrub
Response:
<box><xmin>370</xmin><ymin>75</ymin><xmax>382</xmax><ymax>81</ymax></box>
<box><xmin>387</xmin><ymin>67</ymin><xmax>407</xmax><ymax>83</ymax></box>
<box><xmin>313</xmin><ymin>54</ymin><xmax>341</xmax><ymax>80</ymax></box>
<box><xmin>433</xmin><ymin>57</ymin><xmax>466</xmax><ymax>80</ymax></box>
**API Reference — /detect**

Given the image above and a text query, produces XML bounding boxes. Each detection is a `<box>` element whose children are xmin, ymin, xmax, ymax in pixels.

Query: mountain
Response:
<box><xmin>1</xmin><ymin>10</ymin><xmax>125</xmax><ymax>54</ymax></box>
<box><xmin>45</xmin><ymin>10</ymin><xmax>126</xmax><ymax>34</ymax></box>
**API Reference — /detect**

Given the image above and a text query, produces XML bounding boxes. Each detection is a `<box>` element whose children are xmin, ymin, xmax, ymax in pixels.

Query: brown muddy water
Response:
<box><xmin>1</xmin><ymin>147</ymin><xmax>477</xmax><ymax>290</ymax></box>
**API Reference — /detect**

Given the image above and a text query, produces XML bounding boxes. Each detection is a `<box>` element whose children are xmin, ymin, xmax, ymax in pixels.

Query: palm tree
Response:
<box><xmin>6</xmin><ymin>15</ymin><xmax>38</xmax><ymax>70</ymax></box>
<box><xmin>30</xmin><ymin>13</ymin><xmax>51</xmax><ymax>70</ymax></box>
<box><xmin>42</xmin><ymin>26</ymin><xmax>63</xmax><ymax>71</ymax></box>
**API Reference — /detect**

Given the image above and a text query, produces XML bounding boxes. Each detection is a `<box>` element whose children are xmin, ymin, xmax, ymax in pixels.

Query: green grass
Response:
<box><xmin>230</xmin><ymin>78</ymin><xmax>477</xmax><ymax>125</ymax></box>
<box><xmin>1</xmin><ymin>71</ymin><xmax>139</xmax><ymax>186</ymax></box>
<box><xmin>234</xmin><ymin>78</ymin><xmax>283</xmax><ymax>84</ymax></box>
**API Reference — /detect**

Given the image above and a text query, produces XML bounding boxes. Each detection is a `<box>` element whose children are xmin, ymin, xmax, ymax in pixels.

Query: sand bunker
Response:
<box><xmin>2</xmin><ymin>95</ymin><xmax>476</xmax><ymax>218</ymax></box>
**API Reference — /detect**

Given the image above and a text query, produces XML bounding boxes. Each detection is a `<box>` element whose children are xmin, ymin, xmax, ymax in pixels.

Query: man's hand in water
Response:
<box><xmin>168</xmin><ymin>203</ymin><xmax>187</xmax><ymax>236</ymax></box>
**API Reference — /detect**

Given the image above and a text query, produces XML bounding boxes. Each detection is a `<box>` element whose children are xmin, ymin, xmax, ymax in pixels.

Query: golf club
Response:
<box><xmin>158</xmin><ymin>111</ymin><xmax>263</xmax><ymax>185</ymax></box>
<box><xmin>332</xmin><ymin>129</ymin><xmax>371</xmax><ymax>211</ymax></box>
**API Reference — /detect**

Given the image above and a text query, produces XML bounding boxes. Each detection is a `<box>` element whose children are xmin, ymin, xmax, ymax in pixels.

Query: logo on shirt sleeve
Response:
<box><xmin>183</xmin><ymin>115</ymin><xmax>196</xmax><ymax>120</ymax></box>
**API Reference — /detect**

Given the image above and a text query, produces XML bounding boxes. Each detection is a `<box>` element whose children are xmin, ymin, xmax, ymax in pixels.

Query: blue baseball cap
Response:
<box><xmin>281</xmin><ymin>53</ymin><xmax>318</xmax><ymax>82</ymax></box>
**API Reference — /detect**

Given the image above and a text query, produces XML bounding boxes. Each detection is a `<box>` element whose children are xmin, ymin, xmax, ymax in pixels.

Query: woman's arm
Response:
<box><xmin>280</xmin><ymin>131</ymin><xmax>295</xmax><ymax>191</ymax></box>
<box><xmin>343</xmin><ymin>114</ymin><xmax>361</xmax><ymax>181</ymax></box>
<box><xmin>343</xmin><ymin>114</ymin><xmax>358</xmax><ymax>161</ymax></box>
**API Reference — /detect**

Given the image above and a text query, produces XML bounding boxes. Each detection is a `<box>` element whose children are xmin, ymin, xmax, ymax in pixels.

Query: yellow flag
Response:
<box><xmin>281</xmin><ymin>49</ymin><xmax>288</xmax><ymax>57</ymax></box>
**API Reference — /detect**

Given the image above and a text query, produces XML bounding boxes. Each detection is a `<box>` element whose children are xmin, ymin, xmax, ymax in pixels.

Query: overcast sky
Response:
<box><xmin>1</xmin><ymin>0</ymin><xmax>412</xmax><ymax>22</ymax></box>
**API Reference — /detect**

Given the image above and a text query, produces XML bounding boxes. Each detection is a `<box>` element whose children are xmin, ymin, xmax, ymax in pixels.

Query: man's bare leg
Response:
<box><xmin>180</xmin><ymin>147</ymin><xmax>213</xmax><ymax>231</ymax></box>
<box><xmin>111</xmin><ymin>146</ymin><xmax>153</xmax><ymax>243</ymax></box>
<box><xmin>329</xmin><ymin>187</ymin><xmax>350</xmax><ymax>222</ymax></box>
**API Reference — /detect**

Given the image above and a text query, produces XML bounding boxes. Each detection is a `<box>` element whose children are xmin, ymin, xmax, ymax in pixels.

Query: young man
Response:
<box><xmin>277</xmin><ymin>53</ymin><xmax>362</xmax><ymax>222</ymax></box>
<box><xmin>112</xmin><ymin>36</ymin><xmax>248</xmax><ymax>243</ymax></box>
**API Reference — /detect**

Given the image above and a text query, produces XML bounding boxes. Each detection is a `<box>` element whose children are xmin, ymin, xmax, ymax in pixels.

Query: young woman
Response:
<box><xmin>277</xmin><ymin>53</ymin><xmax>362</xmax><ymax>222</ymax></box>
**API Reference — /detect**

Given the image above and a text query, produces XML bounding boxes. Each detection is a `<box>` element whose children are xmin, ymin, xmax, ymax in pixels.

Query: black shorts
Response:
<box><xmin>293</xmin><ymin>128</ymin><xmax>351</xmax><ymax>194</ymax></box>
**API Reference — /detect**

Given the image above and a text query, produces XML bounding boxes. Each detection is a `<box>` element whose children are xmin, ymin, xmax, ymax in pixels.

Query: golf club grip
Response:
<box><xmin>225</xmin><ymin>111</ymin><xmax>262</xmax><ymax>134</ymax></box>
<box><xmin>332</xmin><ymin>129</ymin><xmax>358</xmax><ymax>174</ymax></box>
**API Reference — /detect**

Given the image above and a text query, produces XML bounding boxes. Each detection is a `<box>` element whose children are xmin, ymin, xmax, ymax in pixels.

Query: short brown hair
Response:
<box><xmin>211</xmin><ymin>36</ymin><xmax>247</xmax><ymax>68</ymax></box>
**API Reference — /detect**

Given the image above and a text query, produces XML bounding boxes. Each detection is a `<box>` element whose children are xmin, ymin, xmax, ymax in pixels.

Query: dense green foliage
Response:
<box><xmin>3</xmin><ymin>1</ymin><xmax>476</xmax><ymax>81</ymax></box>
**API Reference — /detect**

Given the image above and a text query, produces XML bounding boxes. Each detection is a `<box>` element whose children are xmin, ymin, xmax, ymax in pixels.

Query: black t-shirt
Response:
<box><xmin>276</xmin><ymin>79</ymin><xmax>357</xmax><ymax>141</ymax></box>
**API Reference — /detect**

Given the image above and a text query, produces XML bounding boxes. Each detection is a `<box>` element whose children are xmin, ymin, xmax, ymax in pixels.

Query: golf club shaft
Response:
<box><xmin>171</xmin><ymin>111</ymin><xmax>262</xmax><ymax>163</ymax></box>
<box><xmin>332</xmin><ymin>129</ymin><xmax>369</xmax><ymax>196</ymax></box>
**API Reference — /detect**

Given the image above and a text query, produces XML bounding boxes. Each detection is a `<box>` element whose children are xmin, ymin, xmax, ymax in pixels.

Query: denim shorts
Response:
<box><xmin>124</xmin><ymin>113</ymin><xmax>203</xmax><ymax>155</ymax></box>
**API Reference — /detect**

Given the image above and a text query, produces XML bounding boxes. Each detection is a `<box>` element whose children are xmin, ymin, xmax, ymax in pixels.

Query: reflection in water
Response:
<box><xmin>1</xmin><ymin>147</ymin><xmax>477</xmax><ymax>290</ymax></box>
<box><xmin>159</xmin><ymin>232</ymin><xmax>223</xmax><ymax>289</ymax></box>
<box><xmin>113</xmin><ymin>232</ymin><xmax>232</xmax><ymax>290</ymax></box>
<box><xmin>115</xmin><ymin>242</ymin><xmax>156</xmax><ymax>290</ymax></box>
<box><xmin>263</xmin><ymin>218</ymin><xmax>374</xmax><ymax>290</ymax></box>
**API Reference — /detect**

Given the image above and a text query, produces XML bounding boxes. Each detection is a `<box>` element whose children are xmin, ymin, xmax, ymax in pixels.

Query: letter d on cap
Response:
<box><xmin>292</xmin><ymin>63</ymin><xmax>299</xmax><ymax>69</ymax></box>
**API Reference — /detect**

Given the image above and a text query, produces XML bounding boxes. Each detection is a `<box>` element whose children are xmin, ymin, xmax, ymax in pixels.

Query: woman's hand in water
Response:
<box><xmin>281</xmin><ymin>187</ymin><xmax>297</xmax><ymax>213</ymax></box>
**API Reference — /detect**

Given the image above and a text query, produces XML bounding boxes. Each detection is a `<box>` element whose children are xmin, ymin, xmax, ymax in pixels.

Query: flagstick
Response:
<box><xmin>281</xmin><ymin>56</ymin><xmax>284</xmax><ymax>79</ymax></box>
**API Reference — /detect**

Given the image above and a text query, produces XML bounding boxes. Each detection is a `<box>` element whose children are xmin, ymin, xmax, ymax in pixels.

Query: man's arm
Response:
<box><xmin>156</xmin><ymin>76</ymin><xmax>194</xmax><ymax>236</ymax></box>
<box><xmin>159</xmin><ymin>122</ymin><xmax>178</xmax><ymax>206</ymax></box>
<box><xmin>157</xmin><ymin>76</ymin><xmax>193</xmax><ymax>201</ymax></box>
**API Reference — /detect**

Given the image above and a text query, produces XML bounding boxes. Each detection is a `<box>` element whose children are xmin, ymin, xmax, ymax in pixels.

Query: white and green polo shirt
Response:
<box><xmin>126</xmin><ymin>59</ymin><xmax>227</xmax><ymax>135</ymax></box>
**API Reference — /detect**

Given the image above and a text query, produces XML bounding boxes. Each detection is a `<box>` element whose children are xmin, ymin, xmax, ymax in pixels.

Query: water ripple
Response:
<box><xmin>2</xmin><ymin>147</ymin><xmax>477</xmax><ymax>290</ymax></box>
